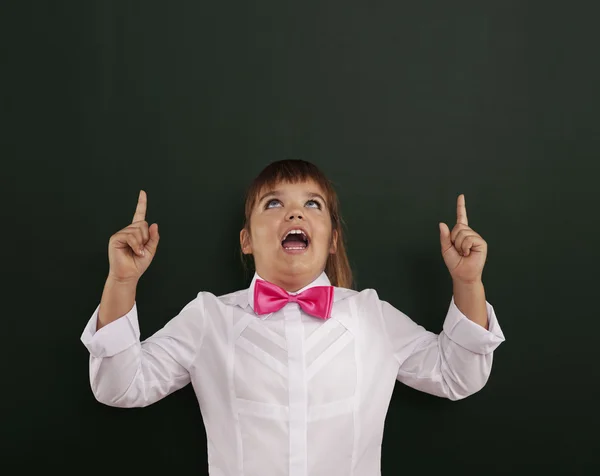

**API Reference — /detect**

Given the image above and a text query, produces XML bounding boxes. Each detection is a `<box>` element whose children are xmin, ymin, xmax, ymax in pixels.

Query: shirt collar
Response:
<box><xmin>247</xmin><ymin>271</ymin><xmax>331</xmax><ymax>312</ymax></box>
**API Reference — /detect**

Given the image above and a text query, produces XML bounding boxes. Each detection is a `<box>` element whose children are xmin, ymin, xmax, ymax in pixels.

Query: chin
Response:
<box><xmin>283</xmin><ymin>257</ymin><xmax>326</xmax><ymax>277</ymax></box>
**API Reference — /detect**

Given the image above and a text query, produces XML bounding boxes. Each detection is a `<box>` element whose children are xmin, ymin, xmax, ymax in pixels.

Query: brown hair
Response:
<box><xmin>241</xmin><ymin>159</ymin><xmax>353</xmax><ymax>289</ymax></box>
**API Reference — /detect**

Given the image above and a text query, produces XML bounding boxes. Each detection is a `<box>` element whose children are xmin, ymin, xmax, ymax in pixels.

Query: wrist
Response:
<box><xmin>106</xmin><ymin>274</ymin><xmax>139</xmax><ymax>289</ymax></box>
<box><xmin>452</xmin><ymin>278</ymin><xmax>488</xmax><ymax>329</ymax></box>
<box><xmin>453</xmin><ymin>277</ymin><xmax>484</xmax><ymax>287</ymax></box>
<box><xmin>98</xmin><ymin>275</ymin><xmax>138</xmax><ymax>330</ymax></box>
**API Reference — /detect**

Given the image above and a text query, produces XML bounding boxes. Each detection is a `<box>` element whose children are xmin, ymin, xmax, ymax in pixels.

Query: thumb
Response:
<box><xmin>145</xmin><ymin>223</ymin><xmax>160</xmax><ymax>255</ymax></box>
<box><xmin>439</xmin><ymin>222</ymin><xmax>452</xmax><ymax>251</ymax></box>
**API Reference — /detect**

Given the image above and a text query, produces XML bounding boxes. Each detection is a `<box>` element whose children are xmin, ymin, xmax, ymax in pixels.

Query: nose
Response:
<box><xmin>287</xmin><ymin>209</ymin><xmax>304</xmax><ymax>221</ymax></box>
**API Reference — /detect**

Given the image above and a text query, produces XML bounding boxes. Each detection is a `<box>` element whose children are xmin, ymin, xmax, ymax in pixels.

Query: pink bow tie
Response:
<box><xmin>253</xmin><ymin>279</ymin><xmax>334</xmax><ymax>319</ymax></box>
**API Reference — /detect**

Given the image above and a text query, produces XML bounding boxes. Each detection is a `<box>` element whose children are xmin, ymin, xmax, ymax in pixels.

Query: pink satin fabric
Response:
<box><xmin>253</xmin><ymin>279</ymin><xmax>334</xmax><ymax>319</ymax></box>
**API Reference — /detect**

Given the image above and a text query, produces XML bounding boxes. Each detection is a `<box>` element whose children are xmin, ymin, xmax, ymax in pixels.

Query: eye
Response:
<box><xmin>305</xmin><ymin>199</ymin><xmax>322</xmax><ymax>209</ymax></box>
<box><xmin>265</xmin><ymin>199</ymin><xmax>282</xmax><ymax>209</ymax></box>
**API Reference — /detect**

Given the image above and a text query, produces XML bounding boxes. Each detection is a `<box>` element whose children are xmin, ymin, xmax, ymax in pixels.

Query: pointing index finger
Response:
<box><xmin>456</xmin><ymin>193</ymin><xmax>468</xmax><ymax>226</ymax></box>
<box><xmin>132</xmin><ymin>190</ymin><xmax>147</xmax><ymax>223</ymax></box>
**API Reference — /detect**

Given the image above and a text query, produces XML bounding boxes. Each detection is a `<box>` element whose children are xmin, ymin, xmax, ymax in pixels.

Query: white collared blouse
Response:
<box><xmin>81</xmin><ymin>272</ymin><xmax>505</xmax><ymax>476</ymax></box>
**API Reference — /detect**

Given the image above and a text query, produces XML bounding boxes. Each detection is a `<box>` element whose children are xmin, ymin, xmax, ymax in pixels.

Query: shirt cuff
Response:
<box><xmin>442</xmin><ymin>296</ymin><xmax>506</xmax><ymax>355</ymax></box>
<box><xmin>80</xmin><ymin>303</ymin><xmax>140</xmax><ymax>358</ymax></box>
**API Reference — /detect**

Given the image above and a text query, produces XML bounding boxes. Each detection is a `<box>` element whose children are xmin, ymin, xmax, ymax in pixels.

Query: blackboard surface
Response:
<box><xmin>2</xmin><ymin>1</ymin><xmax>599</xmax><ymax>474</ymax></box>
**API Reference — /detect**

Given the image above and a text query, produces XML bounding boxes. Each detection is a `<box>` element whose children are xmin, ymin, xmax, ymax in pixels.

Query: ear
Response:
<box><xmin>329</xmin><ymin>229</ymin><xmax>338</xmax><ymax>254</ymax></box>
<box><xmin>240</xmin><ymin>228</ymin><xmax>252</xmax><ymax>255</ymax></box>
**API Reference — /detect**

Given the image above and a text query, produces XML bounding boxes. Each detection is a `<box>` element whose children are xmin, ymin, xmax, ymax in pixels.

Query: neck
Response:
<box><xmin>257</xmin><ymin>270</ymin><xmax>323</xmax><ymax>293</ymax></box>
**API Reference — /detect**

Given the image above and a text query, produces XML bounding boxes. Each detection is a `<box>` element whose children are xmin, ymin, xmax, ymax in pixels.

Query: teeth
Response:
<box><xmin>283</xmin><ymin>229</ymin><xmax>308</xmax><ymax>240</ymax></box>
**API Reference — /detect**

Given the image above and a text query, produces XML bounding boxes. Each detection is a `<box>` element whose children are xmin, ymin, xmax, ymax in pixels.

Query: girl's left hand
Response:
<box><xmin>439</xmin><ymin>194</ymin><xmax>487</xmax><ymax>284</ymax></box>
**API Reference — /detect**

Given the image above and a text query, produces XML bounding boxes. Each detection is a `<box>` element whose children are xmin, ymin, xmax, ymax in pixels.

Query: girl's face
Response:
<box><xmin>240</xmin><ymin>179</ymin><xmax>338</xmax><ymax>291</ymax></box>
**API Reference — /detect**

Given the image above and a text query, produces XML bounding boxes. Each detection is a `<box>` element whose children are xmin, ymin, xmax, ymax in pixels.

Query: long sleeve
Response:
<box><xmin>80</xmin><ymin>295</ymin><xmax>205</xmax><ymax>408</ymax></box>
<box><xmin>379</xmin><ymin>294</ymin><xmax>505</xmax><ymax>401</ymax></box>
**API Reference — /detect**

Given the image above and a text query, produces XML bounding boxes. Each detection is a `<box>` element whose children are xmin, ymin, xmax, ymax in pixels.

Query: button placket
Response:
<box><xmin>284</xmin><ymin>303</ymin><xmax>308</xmax><ymax>476</ymax></box>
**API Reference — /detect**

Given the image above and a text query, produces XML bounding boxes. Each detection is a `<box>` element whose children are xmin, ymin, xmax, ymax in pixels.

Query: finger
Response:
<box><xmin>460</xmin><ymin>235</ymin><xmax>475</xmax><ymax>257</ymax></box>
<box><xmin>462</xmin><ymin>234</ymin><xmax>486</xmax><ymax>257</ymax></box>
<box><xmin>145</xmin><ymin>223</ymin><xmax>160</xmax><ymax>255</ymax></box>
<box><xmin>139</xmin><ymin>221</ymin><xmax>149</xmax><ymax>243</ymax></box>
<box><xmin>439</xmin><ymin>222</ymin><xmax>452</xmax><ymax>251</ymax></box>
<box><xmin>462</xmin><ymin>235</ymin><xmax>485</xmax><ymax>257</ymax></box>
<box><xmin>450</xmin><ymin>223</ymin><xmax>472</xmax><ymax>243</ymax></box>
<box><xmin>440</xmin><ymin>222</ymin><xmax>461</xmax><ymax>261</ymax></box>
<box><xmin>454</xmin><ymin>231</ymin><xmax>478</xmax><ymax>256</ymax></box>
<box><xmin>126</xmin><ymin>233</ymin><xmax>145</xmax><ymax>257</ymax></box>
<box><xmin>127</xmin><ymin>220</ymin><xmax>149</xmax><ymax>243</ymax></box>
<box><xmin>112</xmin><ymin>231</ymin><xmax>145</xmax><ymax>257</ymax></box>
<box><xmin>456</xmin><ymin>194</ymin><xmax>468</xmax><ymax>226</ymax></box>
<box><xmin>130</xmin><ymin>227</ymin><xmax>146</xmax><ymax>248</ymax></box>
<box><xmin>132</xmin><ymin>190</ymin><xmax>147</xmax><ymax>224</ymax></box>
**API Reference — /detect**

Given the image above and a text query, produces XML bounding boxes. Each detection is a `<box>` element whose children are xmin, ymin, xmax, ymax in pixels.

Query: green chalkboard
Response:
<box><xmin>2</xmin><ymin>1</ymin><xmax>599</xmax><ymax>474</ymax></box>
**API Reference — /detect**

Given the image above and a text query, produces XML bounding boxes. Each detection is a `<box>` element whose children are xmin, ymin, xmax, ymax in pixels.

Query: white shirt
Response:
<box><xmin>81</xmin><ymin>272</ymin><xmax>505</xmax><ymax>476</ymax></box>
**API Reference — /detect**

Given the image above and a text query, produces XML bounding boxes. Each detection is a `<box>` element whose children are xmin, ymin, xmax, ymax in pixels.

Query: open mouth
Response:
<box><xmin>281</xmin><ymin>229</ymin><xmax>310</xmax><ymax>251</ymax></box>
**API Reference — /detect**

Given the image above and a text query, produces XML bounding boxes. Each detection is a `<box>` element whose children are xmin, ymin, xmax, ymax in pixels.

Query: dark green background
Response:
<box><xmin>2</xmin><ymin>1</ymin><xmax>599</xmax><ymax>474</ymax></box>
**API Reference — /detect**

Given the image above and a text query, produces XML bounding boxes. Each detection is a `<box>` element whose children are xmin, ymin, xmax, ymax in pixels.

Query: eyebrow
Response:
<box><xmin>258</xmin><ymin>190</ymin><xmax>327</xmax><ymax>206</ymax></box>
<box><xmin>307</xmin><ymin>192</ymin><xmax>327</xmax><ymax>204</ymax></box>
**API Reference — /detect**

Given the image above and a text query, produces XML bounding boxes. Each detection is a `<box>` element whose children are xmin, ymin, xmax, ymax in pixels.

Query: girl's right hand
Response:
<box><xmin>107</xmin><ymin>190</ymin><xmax>160</xmax><ymax>283</ymax></box>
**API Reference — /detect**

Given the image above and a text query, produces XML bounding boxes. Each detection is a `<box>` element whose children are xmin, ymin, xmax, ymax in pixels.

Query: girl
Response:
<box><xmin>81</xmin><ymin>159</ymin><xmax>505</xmax><ymax>476</ymax></box>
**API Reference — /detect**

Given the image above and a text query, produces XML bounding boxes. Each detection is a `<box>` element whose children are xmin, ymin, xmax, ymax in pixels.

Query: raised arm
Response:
<box><xmin>382</xmin><ymin>194</ymin><xmax>504</xmax><ymax>400</ymax></box>
<box><xmin>81</xmin><ymin>190</ymin><xmax>203</xmax><ymax>408</ymax></box>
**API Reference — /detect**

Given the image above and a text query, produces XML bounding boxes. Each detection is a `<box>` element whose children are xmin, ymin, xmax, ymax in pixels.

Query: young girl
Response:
<box><xmin>81</xmin><ymin>159</ymin><xmax>505</xmax><ymax>476</ymax></box>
